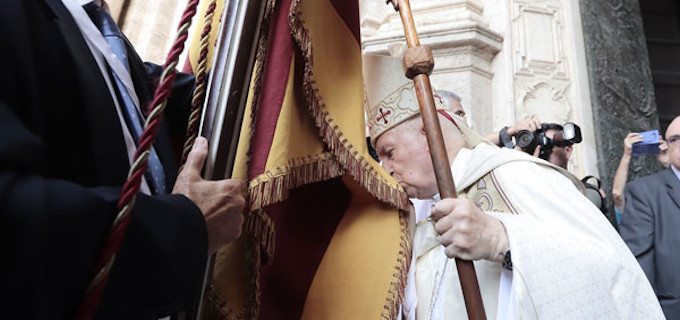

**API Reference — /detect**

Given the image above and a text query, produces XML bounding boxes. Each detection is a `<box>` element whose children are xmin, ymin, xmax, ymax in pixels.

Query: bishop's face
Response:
<box><xmin>375</xmin><ymin>120</ymin><xmax>439</xmax><ymax>199</ymax></box>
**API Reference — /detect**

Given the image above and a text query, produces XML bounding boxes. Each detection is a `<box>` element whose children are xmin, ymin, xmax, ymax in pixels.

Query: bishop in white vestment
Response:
<box><xmin>362</xmin><ymin>54</ymin><xmax>664</xmax><ymax>320</ymax></box>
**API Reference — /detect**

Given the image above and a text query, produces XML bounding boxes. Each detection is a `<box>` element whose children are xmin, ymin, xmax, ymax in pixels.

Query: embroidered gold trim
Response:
<box><xmin>381</xmin><ymin>209</ymin><xmax>412</xmax><ymax>319</ymax></box>
<box><xmin>287</xmin><ymin>0</ymin><xmax>409</xmax><ymax>212</ymax></box>
<box><xmin>288</xmin><ymin>1</ymin><xmax>411</xmax><ymax>318</ymax></box>
<box><xmin>490</xmin><ymin>171</ymin><xmax>519</xmax><ymax>214</ymax></box>
<box><xmin>248</xmin><ymin>153</ymin><xmax>343</xmax><ymax>210</ymax></box>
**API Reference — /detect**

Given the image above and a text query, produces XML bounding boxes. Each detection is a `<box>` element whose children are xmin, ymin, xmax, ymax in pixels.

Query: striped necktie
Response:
<box><xmin>84</xmin><ymin>2</ymin><xmax>167</xmax><ymax>195</ymax></box>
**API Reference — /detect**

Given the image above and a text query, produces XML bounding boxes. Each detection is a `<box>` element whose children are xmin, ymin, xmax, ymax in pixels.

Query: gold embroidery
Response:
<box><xmin>460</xmin><ymin>172</ymin><xmax>514</xmax><ymax>214</ymax></box>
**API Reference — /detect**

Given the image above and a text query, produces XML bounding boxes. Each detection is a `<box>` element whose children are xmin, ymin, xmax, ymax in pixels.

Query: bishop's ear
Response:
<box><xmin>419</xmin><ymin>125</ymin><xmax>431</xmax><ymax>153</ymax></box>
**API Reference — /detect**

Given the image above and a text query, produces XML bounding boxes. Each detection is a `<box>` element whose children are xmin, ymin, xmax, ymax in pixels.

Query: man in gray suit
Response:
<box><xmin>621</xmin><ymin>115</ymin><xmax>680</xmax><ymax>319</ymax></box>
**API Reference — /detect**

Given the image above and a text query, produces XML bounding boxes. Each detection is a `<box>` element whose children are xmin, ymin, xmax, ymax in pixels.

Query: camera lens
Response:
<box><xmin>516</xmin><ymin>130</ymin><xmax>534</xmax><ymax>149</ymax></box>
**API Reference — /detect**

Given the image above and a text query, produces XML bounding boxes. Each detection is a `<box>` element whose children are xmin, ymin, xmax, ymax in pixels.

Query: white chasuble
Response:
<box><xmin>404</xmin><ymin>144</ymin><xmax>664</xmax><ymax>320</ymax></box>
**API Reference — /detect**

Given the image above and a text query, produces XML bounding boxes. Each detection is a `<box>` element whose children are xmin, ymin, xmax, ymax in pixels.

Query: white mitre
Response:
<box><xmin>362</xmin><ymin>54</ymin><xmax>488</xmax><ymax>148</ymax></box>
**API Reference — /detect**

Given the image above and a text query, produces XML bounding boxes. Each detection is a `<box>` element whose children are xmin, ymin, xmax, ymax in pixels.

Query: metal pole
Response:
<box><xmin>193</xmin><ymin>0</ymin><xmax>268</xmax><ymax>318</ymax></box>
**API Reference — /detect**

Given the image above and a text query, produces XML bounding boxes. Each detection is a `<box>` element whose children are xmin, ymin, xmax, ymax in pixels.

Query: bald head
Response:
<box><xmin>665</xmin><ymin>116</ymin><xmax>680</xmax><ymax>171</ymax></box>
<box><xmin>666</xmin><ymin>117</ymin><xmax>680</xmax><ymax>140</ymax></box>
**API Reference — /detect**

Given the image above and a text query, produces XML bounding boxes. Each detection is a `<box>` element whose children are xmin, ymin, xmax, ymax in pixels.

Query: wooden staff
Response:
<box><xmin>387</xmin><ymin>0</ymin><xmax>487</xmax><ymax>319</ymax></box>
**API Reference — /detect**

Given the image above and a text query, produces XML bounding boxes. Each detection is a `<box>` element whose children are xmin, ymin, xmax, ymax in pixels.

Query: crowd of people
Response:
<box><xmin>1</xmin><ymin>0</ymin><xmax>678</xmax><ymax>319</ymax></box>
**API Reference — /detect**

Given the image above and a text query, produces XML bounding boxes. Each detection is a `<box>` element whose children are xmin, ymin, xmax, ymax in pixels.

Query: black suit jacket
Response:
<box><xmin>0</xmin><ymin>0</ymin><xmax>208</xmax><ymax>319</ymax></box>
<box><xmin>621</xmin><ymin>168</ymin><xmax>680</xmax><ymax>319</ymax></box>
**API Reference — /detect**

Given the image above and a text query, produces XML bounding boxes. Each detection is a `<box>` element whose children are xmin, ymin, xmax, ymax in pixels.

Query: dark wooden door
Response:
<box><xmin>640</xmin><ymin>0</ymin><xmax>680</xmax><ymax>133</ymax></box>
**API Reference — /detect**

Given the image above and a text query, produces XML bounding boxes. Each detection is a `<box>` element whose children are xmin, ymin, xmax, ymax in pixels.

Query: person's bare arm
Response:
<box><xmin>485</xmin><ymin>131</ymin><xmax>502</xmax><ymax>146</ymax></box>
<box><xmin>612</xmin><ymin>133</ymin><xmax>642</xmax><ymax>212</ymax></box>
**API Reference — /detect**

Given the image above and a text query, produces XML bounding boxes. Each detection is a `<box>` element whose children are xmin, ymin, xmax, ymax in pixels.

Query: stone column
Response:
<box><xmin>360</xmin><ymin>0</ymin><xmax>503</xmax><ymax>133</ymax></box>
<box><xmin>580</xmin><ymin>0</ymin><xmax>662</xmax><ymax>219</ymax></box>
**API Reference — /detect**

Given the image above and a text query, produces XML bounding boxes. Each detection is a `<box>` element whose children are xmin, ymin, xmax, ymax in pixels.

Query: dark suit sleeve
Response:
<box><xmin>620</xmin><ymin>181</ymin><xmax>656</xmax><ymax>287</ymax></box>
<box><xmin>0</xmin><ymin>102</ymin><xmax>208</xmax><ymax>319</ymax></box>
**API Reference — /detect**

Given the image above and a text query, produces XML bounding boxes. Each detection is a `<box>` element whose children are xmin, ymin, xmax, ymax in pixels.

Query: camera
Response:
<box><xmin>516</xmin><ymin>122</ymin><xmax>582</xmax><ymax>160</ymax></box>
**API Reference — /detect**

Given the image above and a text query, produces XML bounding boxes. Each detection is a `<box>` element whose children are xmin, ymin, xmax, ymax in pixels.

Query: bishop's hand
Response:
<box><xmin>172</xmin><ymin>137</ymin><xmax>246</xmax><ymax>255</ymax></box>
<box><xmin>431</xmin><ymin>198</ymin><xmax>509</xmax><ymax>263</ymax></box>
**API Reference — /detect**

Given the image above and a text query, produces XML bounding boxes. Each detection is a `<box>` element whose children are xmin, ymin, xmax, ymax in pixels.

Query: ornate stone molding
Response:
<box><xmin>362</xmin><ymin>1</ymin><xmax>502</xmax><ymax>57</ymax></box>
<box><xmin>515</xmin><ymin>80</ymin><xmax>571</xmax><ymax>123</ymax></box>
<box><xmin>503</xmin><ymin>0</ymin><xmax>600</xmax><ymax>177</ymax></box>
<box><xmin>512</xmin><ymin>2</ymin><xmax>568</xmax><ymax>79</ymax></box>
<box><xmin>511</xmin><ymin>0</ymin><xmax>571</xmax><ymax>123</ymax></box>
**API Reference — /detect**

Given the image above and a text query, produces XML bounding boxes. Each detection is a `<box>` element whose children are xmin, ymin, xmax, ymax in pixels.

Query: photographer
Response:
<box><xmin>488</xmin><ymin>119</ymin><xmax>580</xmax><ymax>167</ymax></box>
<box><xmin>531</xmin><ymin>123</ymin><xmax>576</xmax><ymax>168</ymax></box>
<box><xmin>488</xmin><ymin>119</ymin><xmax>610</xmax><ymax>217</ymax></box>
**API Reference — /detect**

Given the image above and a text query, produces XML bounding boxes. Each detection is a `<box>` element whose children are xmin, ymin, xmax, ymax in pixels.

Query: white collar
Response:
<box><xmin>78</xmin><ymin>0</ymin><xmax>100</xmax><ymax>7</ymax></box>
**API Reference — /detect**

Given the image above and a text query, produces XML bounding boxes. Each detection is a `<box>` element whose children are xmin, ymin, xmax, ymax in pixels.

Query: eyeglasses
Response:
<box><xmin>667</xmin><ymin>136</ymin><xmax>680</xmax><ymax>148</ymax></box>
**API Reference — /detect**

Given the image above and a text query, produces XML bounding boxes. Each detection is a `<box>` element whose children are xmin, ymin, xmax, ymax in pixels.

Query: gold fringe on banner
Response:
<box><xmin>382</xmin><ymin>210</ymin><xmax>412</xmax><ymax>319</ymax></box>
<box><xmin>287</xmin><ymin>0</ymin><xmax>409</xmax><ymax>212</ymax></box>
<box><xmin>289</xmin><ymin>0</ymin><xmax>411</xmax><ymax>317</ymax></box>
<box><xmin>210</xmin><ymin>0</ymin><xmax>411</xmax><ymax>318</ymax></box>
<box><xmin>247</xmin><ymin>153</ymin><xmax>342</xmax><ymax>210</ymax></box>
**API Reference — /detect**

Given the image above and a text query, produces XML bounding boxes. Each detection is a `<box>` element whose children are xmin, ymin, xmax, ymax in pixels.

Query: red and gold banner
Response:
<box><xmin>208</xmin><ymin>1</ymin><xmax>410</xmax><ymax>319</ymax></box>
